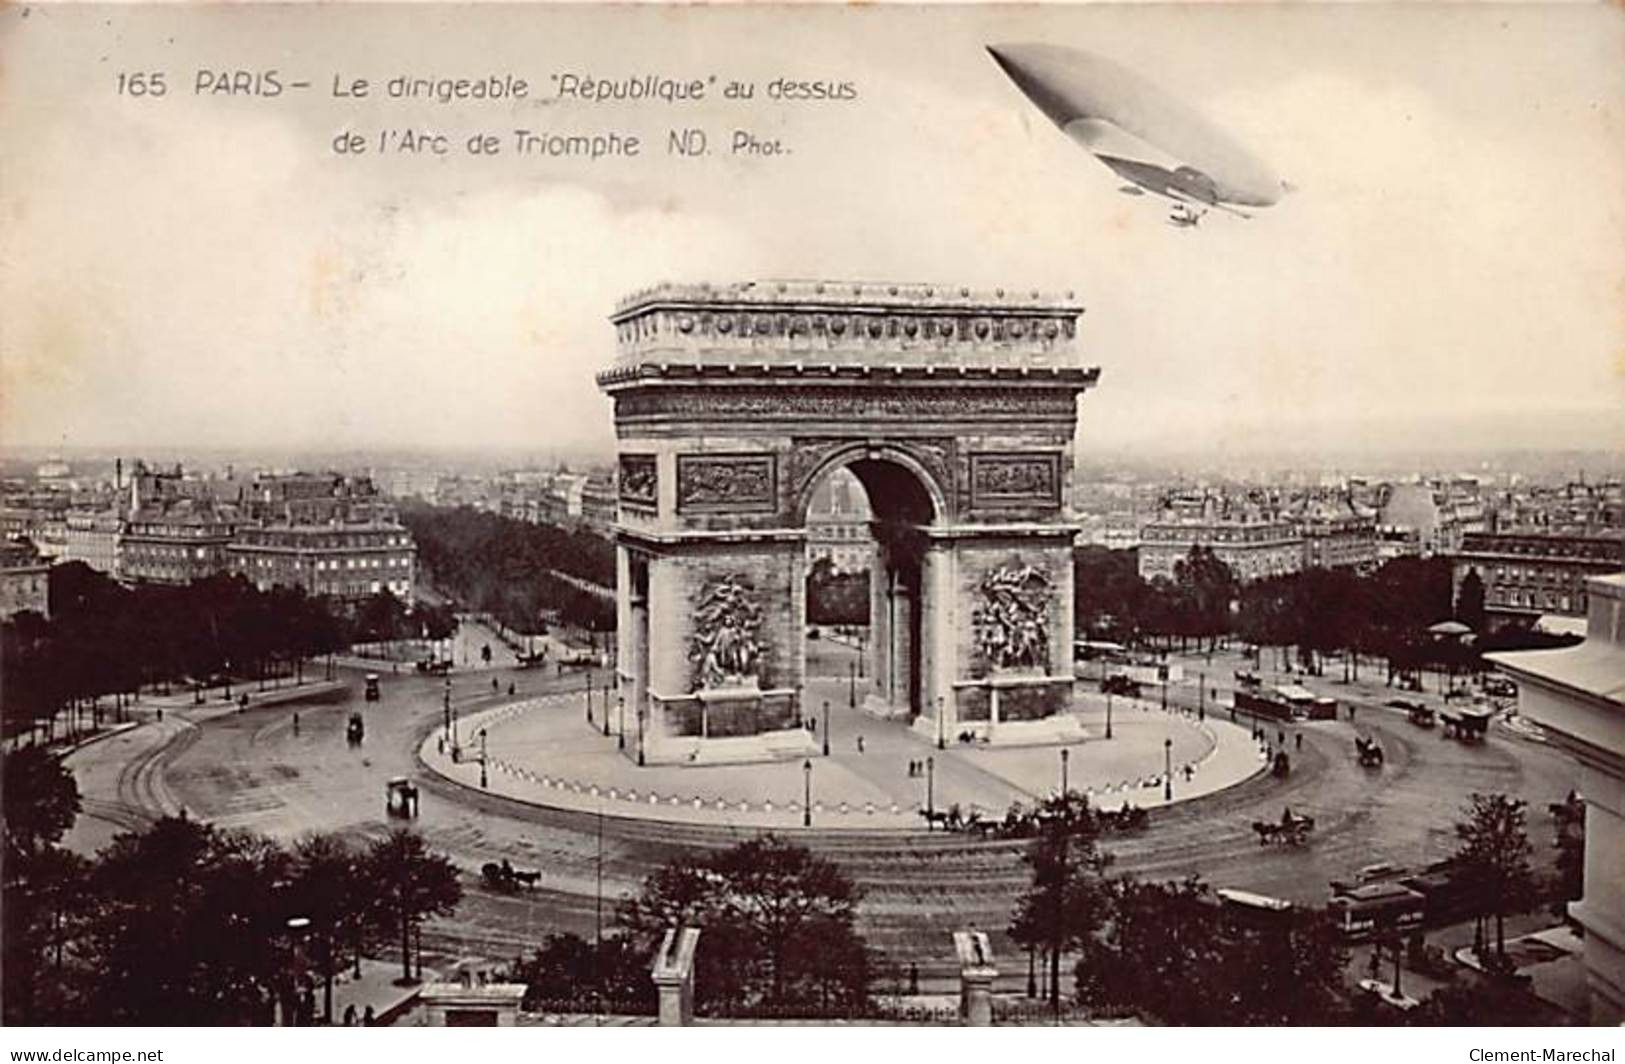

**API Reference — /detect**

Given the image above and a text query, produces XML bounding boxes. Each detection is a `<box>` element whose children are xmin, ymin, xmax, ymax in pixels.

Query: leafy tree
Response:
<box><xmin>512</xmin><ymin>932</ymin><xmax>655</xmax><ymax>1011</ymax></box>
<box><xmin>1455</xmin><ymin>569</ymin><xmax>1487</xmax><ymax>632</ymax></box>
<box><xmin>286</xmin><ymin>834</ymin><xmax>367</xmax><ymax>1021</ymax></box>
<box><xmin>618</xmin><ymin>836</ymin><xmax>869</xmax><ymax>1011</ymax></box>
<box><xmin>1008</xmin><ymin>793</ymin><xmax>1111</xmax><ymax>1007</ymax></box>
<box><xmin>1</xmin><ymin>746</ymin><xmax>80</xmax><ymax>858</ymax></box>
<box><xmin>1452</xmin><ymin>793</ymin><xmax>1536</xmax><ymax>961</ymax></box>
<box><xmin>83</xmin><ymin>816</ymin><xmax>292</xmax><ymax>1024</ymax></box>
<box><xmin>361</xmin><ymin>829</ymin><xmax>462</xmax><ymax>984</ymax></box>
<box><xmin>1073</xmin><ymin>875</ymin><xmax>1347</xmax><ymax>1025</ymax></box>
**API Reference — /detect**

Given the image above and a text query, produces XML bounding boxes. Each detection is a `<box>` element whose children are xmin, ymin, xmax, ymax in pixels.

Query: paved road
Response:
<box><xmin>66</xmin><ymin>647</ymin><xmax>1581</xmax><ymax>990</ymax></box>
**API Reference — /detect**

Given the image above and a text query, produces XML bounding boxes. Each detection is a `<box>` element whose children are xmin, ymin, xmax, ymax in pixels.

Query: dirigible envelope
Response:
<box><xmin>988</xmin><ymin>42</ymin><xmax>1287</xmax><ymax>209</ymax></box>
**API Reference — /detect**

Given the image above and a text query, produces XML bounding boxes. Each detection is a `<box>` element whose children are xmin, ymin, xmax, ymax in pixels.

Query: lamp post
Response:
<box><xmin>617</xmin><ymin>696</ymin><xmax>625</xmax><ymax>750</ymax></box>
<box><xmin>586</xmin><ymin>668</ymin><xmax>594</xmax><ymax>725</ymax></box>
<box><xmin>936</xmin><ymin>696</ymin><xmax>945</xmax><ymax>750</ymax></box>
<box><xmin>442</xmin><ymin>674</ymin><xmax>452</xmax><ymax>743</ymax></box>
<box><xmin>1198</xmin><ymin>671</ymin><xmax>1206</xmax><ymax>721</ymax></box>
<box><xmin>1161</xmin><ymin>678</ymin><xmax>1167</xmax><ymax>712</ymax></box>
<box><xmin>637</xmin><ymin>702</ymin><xmax>646</xmax><ymax>766</ymax></box>
<box><xmin>1163</xmin><ymin>737</ymin><xmax>1173</xmax><ymax>801</ymax></box>
<box><xmin>803</xmin><ymin>759</ymin><xmax>812</xmax><ymax>827</ymax></box>
<box><xmin>479</xmin><ymin>727</ymin><xmax>488</xmax><ymax>789</ymax></box>
<box><xmin>822</xmin><ymin>700</ymin><xmax>831</xmax><ymax>757</ymax></box>
<box><xmin>926</xmin><ymin>755</ymin><xmax>935</xmax><ymax>827</ymax></box>
<box><xmin>1106</xmin><ymin>692</ymin><xmax>1114</xmax><ymax>740</ymax></box>
<box><xmin>848</xmin><ymin>661</ymin><xmax>857</xmax><ymax>709</ymax></box>
<box><xmin>1060</xmin><ymin>748</ymin><xmax>1070</xmax><ymax>797</ymax></box>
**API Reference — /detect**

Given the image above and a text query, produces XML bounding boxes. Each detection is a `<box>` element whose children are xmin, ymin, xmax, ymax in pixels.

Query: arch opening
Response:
<box><xmin>802</xmin><ymin>455</ymin><xmax>938</xmax><ymax>719</ymax></box>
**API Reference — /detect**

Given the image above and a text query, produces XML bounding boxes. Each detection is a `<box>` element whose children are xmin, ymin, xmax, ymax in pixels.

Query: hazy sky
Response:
<box><xmin>2</xmin><ymin>4</ymin><xmax>1622</xmax><ymax>460</ymax></box>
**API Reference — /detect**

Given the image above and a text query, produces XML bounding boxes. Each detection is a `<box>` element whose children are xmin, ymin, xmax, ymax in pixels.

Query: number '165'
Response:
<box><xmin>116</xmin><ymin>72</ymin><xmax>167</xmax><ymax>97</ymax></box>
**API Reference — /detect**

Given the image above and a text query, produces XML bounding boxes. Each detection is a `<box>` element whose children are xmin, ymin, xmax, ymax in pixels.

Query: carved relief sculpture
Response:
<box><xmin>618</xmin><ymin>454</ymin><xmax>657</xmax><ymax>507</ymax></box>
<box><xmin>970</xmin><ymin>453</ymin><xmax>1061</xmax><ymax>508</ymax></box>
<box><xmin>676</xmin><ymin>454</ymin><xmax>777</xmax><ymax>512</ymax></box>
<box><xmin>972</xmin><ymin>562</ymin><xmax>1053</xmax><ymax>671</ymax></box>
<box><xmin>689</xmin><ymin>574</ymin><xmax>764</xmax><ymax>690</ymax></box>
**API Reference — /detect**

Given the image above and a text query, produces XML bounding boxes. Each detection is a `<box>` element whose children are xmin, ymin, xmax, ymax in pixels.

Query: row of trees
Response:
<box><xmin>1075</xmin><ymin>547</ymin><xmax>1577</xmax><ymax>678</ymax></box>
<box><xmin>0</xmin><ymin>564</ymin><xmax>457</xmax><ymax>743</ymax></box>
<box><xmin>1007</xmin><ymin>788</ymin><xmax>1551</xmax><ymax>1025</ymax></box>
<box><xmin>401</xmin><ymin>504</ymin><xmax>615</xmax><ymax>634</ymax></box>
<box><xmin>2</xmin><ymin>746</ymin><xmax>462</xmax><ymax>1026</ymax></box>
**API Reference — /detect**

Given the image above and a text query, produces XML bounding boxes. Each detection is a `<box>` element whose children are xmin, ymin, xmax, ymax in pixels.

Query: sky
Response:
<box><xmin>2</xmin><ymin>3</ymin><xmax>1622</xmax><ymax>462</ymax></box>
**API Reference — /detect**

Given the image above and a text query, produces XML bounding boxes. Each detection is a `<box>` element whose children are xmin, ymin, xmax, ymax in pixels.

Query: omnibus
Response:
<box><xmin>1327</xmin><ymin>881</ymin><xmax>1426</xmax><ymax>940</ymax></box>
<box><xmin>1074</xmin><ymin>640</ymin><xmax>1128</xmax><ymax>663</ymax></box>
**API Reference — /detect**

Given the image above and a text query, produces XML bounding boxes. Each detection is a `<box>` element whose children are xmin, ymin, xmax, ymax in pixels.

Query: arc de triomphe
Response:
<box><xmin>598</xmin><ymin>281</ymin><xmax>1099</xmax><ymax>765</ymax></box>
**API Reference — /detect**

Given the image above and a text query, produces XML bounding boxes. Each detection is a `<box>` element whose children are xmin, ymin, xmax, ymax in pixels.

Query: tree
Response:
<box><xmin>1</xmin><ymin>746</ymin><xmax>81</xmax><ymax>859</ymax></box>
<box><xmin>286</xmin><ymin>834</ymin><xmax>367</xmax><ymax>1021</ymax></box>
<box><xmin>618</xmin><ymin>836</ymin><xmax>870</xmax><ymax>1011</ymax></box>
<box><xmin>1072</xmin><ymin>875</ymin><xmax>1348</xmax><ymax>1025</ymax></box>
<box><xmin>83</xmin><ymin>816</ymin><xmax>292</xmax><ymax>1024</ymax></box>
<box><xmin>512</xmin><ymin>932</ymin><xmax>655</xmax><ymax>1011</ymax></box>
<box><xmin>361</xmin><ymin>829</ymin><xmax>462</xmax><ymax>984</ymax></box>
<box><xmin>1455</xmin><ymin>569</ymin><xmax>1487</xmax><ymax>632</ymax></box>
<box><xmin>1452</xmin><ymin>793</ymin><xmax>1535</xmax><ymax>961</ymax></box>
<box><xmin>1008</xmin><ymin>793</ymin><xmax>1111</xmax><ymax>1008</ymax></box>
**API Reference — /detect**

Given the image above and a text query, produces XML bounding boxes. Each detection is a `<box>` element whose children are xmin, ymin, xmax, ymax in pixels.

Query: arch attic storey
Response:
<box><xmin>598</xmin><ymin>281</ymin><xmax>1100</xmax><ymax>765</ymax></box>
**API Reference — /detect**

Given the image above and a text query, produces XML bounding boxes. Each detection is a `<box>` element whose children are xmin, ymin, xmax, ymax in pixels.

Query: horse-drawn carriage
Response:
<box><xmin>481</xmin><ymin>859</ymin><xmax>542</xmax><ymax>893</ymax></box>
<box><xmin>1253</xmin><ymin>808</ymin><xmax>1315</xmax><ymax>847</ymax></box>
<box><xmin>1355</xmin><ymin>735</ymin><xmax>1384</xmax><ymax>768</ymax></box>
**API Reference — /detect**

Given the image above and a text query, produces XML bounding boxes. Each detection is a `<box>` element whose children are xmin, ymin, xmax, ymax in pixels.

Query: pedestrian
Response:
<box><xmin>343</xmin><ymin>1004</ymin><xmax>357</xmax><ymax>1027</ymax></box>
<box><xmin>491</xmin><ymin>677</ymin><xmax>499</xmax><ymax>693</ymax></box>
<box><xmin>362</xmin><ymin>1005</ymin><xmax>375</xmax><ymax>1027</ymax></box>
<box><xmin>1295</xmin><ymin>732</ymin><xmax>1303</xmax><ymax>751</ymax></box>
<box><xmin>508</xmin><ymin>682</ymin><xmax>515</xmax><ymax>696</ymax></box>
<box><xmin>1277</xmin><ymin>730</ymin><xmax>1285</xmax><ymax>747</ymax></box>
<box><xmin>293</xmin><ymin>712</ymin><xmax>300</xmax><ymax>737</ymax></box>
<box><xmin>856</xmin><ymin>735</ymin><xmax>865</xmax><ymax>754</ymax></box>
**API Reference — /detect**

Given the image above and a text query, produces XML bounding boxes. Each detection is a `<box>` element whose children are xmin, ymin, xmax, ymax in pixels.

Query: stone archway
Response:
<box><xmin>798</xmin><ymin>450</ymin><xmax>940</xmax><ymax>720</ymax></box>
<box><xmin>598</xmin><ymin>280</ymin><xmax>1099</xmax><ymax>764</ymax></box>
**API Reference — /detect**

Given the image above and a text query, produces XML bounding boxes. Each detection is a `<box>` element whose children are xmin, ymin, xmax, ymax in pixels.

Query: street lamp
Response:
<box><xmin>479</xmin><ymin>728</ymin><xmax>488</xmax><ymax>789</ymax></box>
<box><xmin>617</xmin><ymin>696</ymin><xmax>625</xmax><ymax>750</ymax></box>
<box><xmin>1198</xmin><ymin>671</ymin><xmax>1206</xmax><ymax>721</ymax></box>
<box><xmin>442</xmin><ymin>675</ymin><xmax>452</xmax><ymax>743</ymax></box>
<box><xmin>1060</xmin><ymin>748</ymin><xmax>1070</xmax><ymax>797</ymax></box>
<box><xmin>822</xmin><ymin>700</ymin><xmax>831</xmax><ymax>757</ymax></box>
<box><xmin>1161</xmin><ymin>679</ymin><xmax>1167</xmax><ymax>712</ymax></box>
<box><xmin>848</xmin><ymin>661</ymin><xmax>857</xmax><ymax>709</ymax></box>
<box><xmin>586</xmin><ymin>668</ymin><xmax>594</xmax><ymax>725</ymax></box>
<box><xmin>936</xmin><ymin>696</ymin><xmax>946</xmax><ymax>750</ymax></box>
<box><xmin>803</xmin><ymin>759</ymin><xmax>813</xmax><ymax>827</ymax></box>
<box><xmin>1106</xmin><ymin>692</ymin><xmax>1114</xmax><ymax>740</ymax></box>
<box><xmin>1163</xmin><ymin>737</ymin><xmax>1173</xmax><ymax>801</ymax></box>
<box><xmin>637</xmin><ymin>701</ymin><xmax>646</xmax><ymax>766</ymax></box>
<box><xmin>926</xmin><ymin>755</ymin><xmax>935</xmax><ymax>827</ymax></box>
<box><xmin>599</xmin><ymin>677</ymin><xmax>609</xmax><ymax>738</ymax></box>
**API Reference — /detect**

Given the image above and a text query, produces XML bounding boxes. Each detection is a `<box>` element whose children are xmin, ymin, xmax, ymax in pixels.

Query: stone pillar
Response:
<box><xmin>415</xmin><ymin>983</ymin><xmax>526</xmax><ymax>1026</ymax></box>
<box><xmin>953</xmin><ymin>930</ymin><xmax>998</xmax><ymax>1027</ymax></box>
<box><xmin>650</xmin><ymin>927</ymin><xmax>701</xmax><ymax>1027</ymax></box>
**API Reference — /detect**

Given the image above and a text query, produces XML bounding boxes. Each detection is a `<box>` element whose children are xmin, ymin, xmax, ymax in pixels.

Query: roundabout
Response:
<box><xmin>422</xmin><ymin>682</ymin><xmax>1264</xmax><ymax>831</ymax></box>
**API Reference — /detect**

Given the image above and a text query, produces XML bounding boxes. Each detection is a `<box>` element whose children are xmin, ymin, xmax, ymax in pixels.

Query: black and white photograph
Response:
<box><xmin>1</xmin><ymin>0</ymin><xmax>1622</xmax><ymax>1041</ymax></box>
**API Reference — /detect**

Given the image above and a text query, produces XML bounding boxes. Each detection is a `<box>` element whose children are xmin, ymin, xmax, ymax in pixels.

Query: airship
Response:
<box><xmin>987</xmin><ymin>43</ymin><xmax>1290</xmax><ymax>227</ymax></box>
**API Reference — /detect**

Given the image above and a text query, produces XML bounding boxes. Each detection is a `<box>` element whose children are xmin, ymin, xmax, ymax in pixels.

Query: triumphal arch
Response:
<box><xmin>598</xmin><ymin>281</ymin><xmax>1099</xmax><ymax>764</ymax></box>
